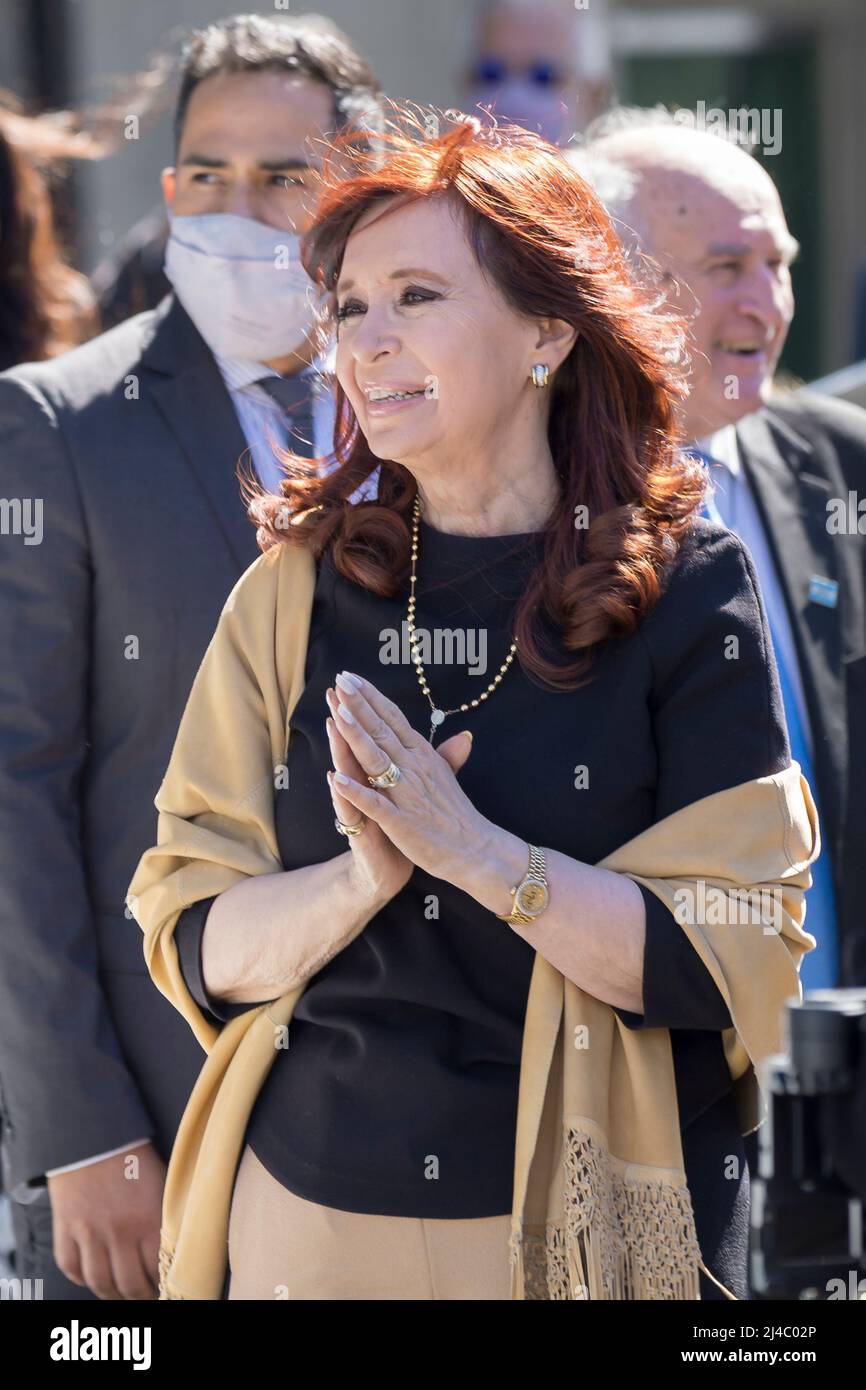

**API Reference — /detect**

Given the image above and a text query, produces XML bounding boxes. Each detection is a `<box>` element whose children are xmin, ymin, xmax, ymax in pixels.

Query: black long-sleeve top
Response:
<box><xmin>173</xmin><ymin>514</ymin><xmax>789</xmax><ymax>1222</ymax></box>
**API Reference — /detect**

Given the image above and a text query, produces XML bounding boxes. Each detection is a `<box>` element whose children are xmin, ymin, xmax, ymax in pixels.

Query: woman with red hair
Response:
<box><xmin>128</xmin><ymin>111</ymin><xmax>817</xmax><ymax>1301</ymax></box>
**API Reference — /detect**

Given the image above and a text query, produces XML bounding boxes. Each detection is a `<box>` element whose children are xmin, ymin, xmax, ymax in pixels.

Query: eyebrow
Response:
<box><xmin>704</xmin><ymin>242</ymin><xmax>750</xmax><ymax>258</ymax></box>
<box><xmin>703</xmin><ymin>237</ymin><xmax>802</xmax><ymax>261</ymax></box>
<box><xmin>180</xmin><ymin>153</ymin><xmax>314</xmax><ymax>171</ymax></box>
<box><xmin>337</xmin><ymin>267</ymin><xmax>452</xmax><ymax>294</ymax></box>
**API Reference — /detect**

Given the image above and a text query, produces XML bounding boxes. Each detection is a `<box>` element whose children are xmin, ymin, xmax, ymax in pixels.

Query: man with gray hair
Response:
<box><xmin>569</xmin><ymin>107</ymin><xmax>866</xmax><ymax>1298</ymax></box>
<box><xmin>569</xmin><ymin>107</ymin><xmax>866</xmax><ymax>1003</ymax></box>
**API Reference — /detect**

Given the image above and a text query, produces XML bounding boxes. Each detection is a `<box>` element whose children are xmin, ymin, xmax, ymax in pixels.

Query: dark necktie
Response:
<box><xmin>255</xmin><ymin>374</ymin><xmax>316</xmax><ymax>460</ymax></box>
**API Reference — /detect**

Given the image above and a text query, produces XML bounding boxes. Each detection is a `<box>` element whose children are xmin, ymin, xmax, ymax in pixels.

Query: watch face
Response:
<box><xmin>516</xmin><ymin>880</ymin><xmax>548</xmax><ymax>916</ymax></box>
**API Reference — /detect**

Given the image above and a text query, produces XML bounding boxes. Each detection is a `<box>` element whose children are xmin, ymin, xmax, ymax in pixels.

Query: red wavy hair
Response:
<box><xmin>243</xmin><ymin>105</ymin><xmax>705</xmax><ymax>691</ymax></box>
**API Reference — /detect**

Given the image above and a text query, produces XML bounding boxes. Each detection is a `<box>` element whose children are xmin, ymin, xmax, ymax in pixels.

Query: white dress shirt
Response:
<box><xmin>45</xmin><ymin>1138</ymin><xmax>152</xmax><ymax>1178</ymax></box>
<box><xmin>213</xmin><ymin>348</ymin><xmax>380</xmax><ymax>504</ymax></box>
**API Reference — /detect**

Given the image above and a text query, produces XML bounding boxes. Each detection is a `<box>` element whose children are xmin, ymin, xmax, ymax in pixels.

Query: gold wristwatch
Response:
<box><xmin>495</xmin><ymin>844</ymin><xmax>550</xmax><ymax>925</ymax></box>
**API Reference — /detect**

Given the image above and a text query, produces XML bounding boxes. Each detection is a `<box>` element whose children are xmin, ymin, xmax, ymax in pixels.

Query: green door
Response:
<box><xmin>621</xmin><ymin>42</ymin><xmax>820</xmax><ymax>381</ymax></box>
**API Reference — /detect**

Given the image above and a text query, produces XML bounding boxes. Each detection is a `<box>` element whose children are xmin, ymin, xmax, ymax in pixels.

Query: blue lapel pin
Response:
<box><xmin>808</xmin><ymin>575</ymin><xmax>839</xmax><ymax>608</ymax></box>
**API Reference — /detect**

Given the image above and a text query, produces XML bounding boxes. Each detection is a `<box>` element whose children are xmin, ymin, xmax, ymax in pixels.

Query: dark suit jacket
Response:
<box><xmin>735</xmin><ymin>390</ymin><xmax>866</xmax><ymax>985</ymax></box>
<box><xmin>0</xmin><ymin>293</ymin><xmax>264</xmax><ymax>1197</ymax></box>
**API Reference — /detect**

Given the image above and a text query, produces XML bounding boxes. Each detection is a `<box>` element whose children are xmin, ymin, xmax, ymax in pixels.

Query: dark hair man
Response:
<box><xmin>0</xmin><ymin>12</ymin><xmax>382</xmax><ymax>1300</ymax></box>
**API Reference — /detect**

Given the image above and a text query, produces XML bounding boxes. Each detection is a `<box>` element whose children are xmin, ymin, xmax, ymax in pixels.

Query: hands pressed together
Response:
<box><xmin>325</xmin><ymin>670</ymin><xmax>495</xmax><ymax>902</ymax></box>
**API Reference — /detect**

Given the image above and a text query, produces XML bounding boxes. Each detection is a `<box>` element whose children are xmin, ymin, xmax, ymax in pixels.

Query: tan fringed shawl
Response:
<box><xmin>126</xmin><ymin>537</ymin><xmax>819</xmax><ymax>1301</ymax></box>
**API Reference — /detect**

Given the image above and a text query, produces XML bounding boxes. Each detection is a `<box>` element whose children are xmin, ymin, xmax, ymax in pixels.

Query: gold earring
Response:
<box><xmin>530</xmin><ymin>363</ymin><xmax>550</xmax><ymax>388</ymax></box>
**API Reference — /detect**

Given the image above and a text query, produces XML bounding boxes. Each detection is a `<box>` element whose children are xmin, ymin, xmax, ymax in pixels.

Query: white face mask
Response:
<box><xmin>163</xmin><ymin>212</ymin><xmax>321</xmax><ymax>362</ymax></box>
<box><xmin>468</xmin><ymin>82</ymin><xmax>571</xmax><ymax>146</ymax></box>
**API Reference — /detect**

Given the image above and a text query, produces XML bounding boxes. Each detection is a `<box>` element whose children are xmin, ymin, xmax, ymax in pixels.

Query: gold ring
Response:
<box><xmin>334</xmin><ymin>815</ymin><xmax>366</xmax><ymax>837</ymax></box>
<box><xmin>367</xmin><ymin>759</ymin><xmax>401</xmax><ymax>788</ymax></box>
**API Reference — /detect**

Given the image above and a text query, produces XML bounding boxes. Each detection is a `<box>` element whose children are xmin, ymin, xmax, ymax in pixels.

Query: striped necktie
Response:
<box><xmin>255</xmin><ymin>374</ymin><xmax>317</xmax><ymax>460</ymax></box>
<box><xmin>691</xmin><ymin>448</ymin><xmax>839</xmax><ymax>988</ymax></box>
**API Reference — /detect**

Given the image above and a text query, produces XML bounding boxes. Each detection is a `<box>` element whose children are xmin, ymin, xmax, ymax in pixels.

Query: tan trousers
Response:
<box><xmin>227</xmin><ymin>1144</ymin><xmax>513</xmax><ymax>1300</ymax></box>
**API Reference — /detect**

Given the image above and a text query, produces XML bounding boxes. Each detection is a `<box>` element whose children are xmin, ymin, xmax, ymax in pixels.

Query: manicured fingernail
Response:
<box><xmin>334</xmin><ymin>771</ymin><xmax>350</xmax><ymax>784</ymax></box>
<box><xmin>460</xmin><ymin>730</ymin><xmax>473</xmax><ymax>743</ymax></box>
<box><xmin>336</xmin><ymin>671</ymin><xmax>361</xmax><ymax>692</ymax></box>
<box><xmin>336</xmin><ymin>703</ymin><xmax>355</xmax><ymax>724</ymax></box>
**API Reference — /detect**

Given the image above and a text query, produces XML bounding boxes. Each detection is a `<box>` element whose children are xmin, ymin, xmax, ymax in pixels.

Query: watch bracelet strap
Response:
<box><xmin>495</xmin><ymin>844</ymin><xmax>547</xmax><ymax>923</ymax></box>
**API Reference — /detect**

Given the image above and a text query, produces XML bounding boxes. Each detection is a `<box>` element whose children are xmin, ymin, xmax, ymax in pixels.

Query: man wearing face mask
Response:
<box><xmin>464</xmin><ymin>0</ymin><xmax>612</xmax><ymax>146</ymax></box>
<box><xmin>0</xmin><ymin>13</ymin><xmax>382</xmax><ymax>1300</ymax></box>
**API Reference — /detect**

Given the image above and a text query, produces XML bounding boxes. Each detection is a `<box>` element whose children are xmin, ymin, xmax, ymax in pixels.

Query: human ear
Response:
<box><xmin>533</xmin><ymin>316</ymin><xmax>579</xmax><ymax>374</ymax></box>
<box><xmin>161</xmin><ymin>167</ymin><xmax>176</xmax><ymax>210</ymax></box>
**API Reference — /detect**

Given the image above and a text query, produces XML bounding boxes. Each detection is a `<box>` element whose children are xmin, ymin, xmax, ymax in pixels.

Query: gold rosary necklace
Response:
<box><xmin>407</xmin><ymin>494</ymin><xmax>519</xmax><ymax>743</ymax></box>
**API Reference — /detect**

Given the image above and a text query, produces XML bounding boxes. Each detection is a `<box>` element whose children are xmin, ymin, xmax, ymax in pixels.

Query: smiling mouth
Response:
<box><xmin>716</xmin><ymin>342</ymin><xmax>767</xmax><ymax>357</ymax></box>
<box><xmin>365</xmin><ymin>388</ymin><xmax>427</xmax><ymax>402</ymax></box>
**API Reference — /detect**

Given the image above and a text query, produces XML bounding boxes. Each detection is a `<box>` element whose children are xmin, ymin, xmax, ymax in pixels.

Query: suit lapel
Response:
<box><xmin>141</xmin><ymin>295</ymin><xmax>263</xmax><ymax>574</ymax></box>
<box><xmin>735</xmin><ymin>404</ymin><xmax>846</xmax><ymax>852</ymax></box>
